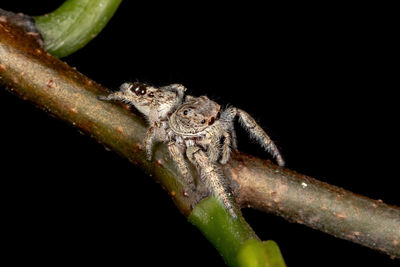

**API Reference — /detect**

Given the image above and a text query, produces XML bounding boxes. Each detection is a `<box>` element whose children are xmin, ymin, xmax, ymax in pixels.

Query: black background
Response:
<box><xmin>1</xmin><ymin>1</ymin><xmax>398</xmax><ymax>266</ymax></box>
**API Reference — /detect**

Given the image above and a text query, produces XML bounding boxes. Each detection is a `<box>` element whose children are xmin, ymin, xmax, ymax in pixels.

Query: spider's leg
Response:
<box><xmin>220</xmin><ymin>131</ymin><xmax>232</xmax><ymax>164</ymax></box>
<box><xmin>236</xmin><ymin>108</ymin><xmax>285</xmax><ymax>167</ymax></box>
<box><xmin>207</xmin><ymin>134</ymin><xmax>221</xmax><ymax>163</ymax></box>
<box><xmin>218</xmin><ymin>107</ymin><xmax>238</xmax><ymax>163</ymax></box>
<box><xmin>167</xmin><ymin>142</ymin><xmax>194</xmax><ymax>188</ymax></box>
<box><xmin>186</xmin><ymin>146</ymin><xmax>237</xmax><ymax>218</ymax></box>
<box><xmin>230</xmin><ymin>123</ymin><xmax>238</xmax><ymax>150</ymax></box>
<box><xmin>97</xmin><ymin>90</ymin><xmax>126</xmax><ymax>102</ymax></box>
<box><xmin>143</xmin><ymin>126</ymin><xmax>156</xmax><ymax>161</ymax></box>
<box><xmin>159</xmin><ymin>84</ymin><xmax>186</xmax><ymax>103</ymax></box>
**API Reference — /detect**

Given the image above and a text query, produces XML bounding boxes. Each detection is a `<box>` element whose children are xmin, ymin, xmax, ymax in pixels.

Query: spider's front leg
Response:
<box><xmin>167</xmin><ymin>142</ymin><xmax>195</xmax><ymax>189</ymax></box>
<box><xmin>186</xmin><ymin>146</ymin><xmax>237</xmax><ymax>218</ymax></box>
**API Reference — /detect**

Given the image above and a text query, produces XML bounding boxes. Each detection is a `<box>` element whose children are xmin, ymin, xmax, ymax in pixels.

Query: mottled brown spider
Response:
<box><xmin>99</xmin><ymin>82</ymin><xmax>284</xmax><ymax>218</ymax></box>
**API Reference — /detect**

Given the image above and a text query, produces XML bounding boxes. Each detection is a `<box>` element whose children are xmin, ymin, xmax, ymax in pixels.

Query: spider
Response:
<box><xmin>99</xmin><ymin>82</ymin><xmax>284</xmax><ymax>218</ymax></box>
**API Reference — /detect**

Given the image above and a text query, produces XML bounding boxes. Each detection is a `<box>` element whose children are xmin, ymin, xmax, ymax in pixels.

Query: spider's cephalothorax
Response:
<box><xmin>99</xmin><ymin>82</ymin><xmax>285</xmax><ymax>218</ymax></box>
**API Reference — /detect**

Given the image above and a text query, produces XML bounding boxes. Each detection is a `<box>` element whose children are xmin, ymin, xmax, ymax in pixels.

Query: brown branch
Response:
<box><xmin>1</xmin><ymin>10</ymin><xmax>399</xmax><ymax>259</ymax></box>
<box><xmin>224</xmin><ymin>153</ymin><xmax>400</xmax><ymax>258</ymax></box>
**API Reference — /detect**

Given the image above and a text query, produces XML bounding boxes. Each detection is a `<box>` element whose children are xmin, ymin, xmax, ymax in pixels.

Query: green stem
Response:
<box><xmin>189</xmin><ymin>197</ymin><xmax>286</xmax><ymax>267</ymax></box>
<box><xmin>34</xmin><ymin>0</ymin><xmax>122</xmax><ymax>58</ymax></box>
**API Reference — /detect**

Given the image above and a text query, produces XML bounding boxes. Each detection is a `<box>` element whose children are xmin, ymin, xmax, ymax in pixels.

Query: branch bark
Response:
<box><xmin>1</xmin><ymin>8</ymin><xmax>399</xmax><ymax>260</ymax></box>
<box><xmin>225</xmin><ymin>153</ymin><xmax>400</xmax><ymax>258</ymax></box>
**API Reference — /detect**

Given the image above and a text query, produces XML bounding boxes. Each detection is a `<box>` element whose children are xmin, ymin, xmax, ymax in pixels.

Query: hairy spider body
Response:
<box><xmin>99</xmin><ymin>82</ymin><xmax>284</xmax><ymax>218</ymax></box>
<box><xmin>171</xmin><ymin>99</ymin><xmax>285</xmax><ymax>166</ymax></box>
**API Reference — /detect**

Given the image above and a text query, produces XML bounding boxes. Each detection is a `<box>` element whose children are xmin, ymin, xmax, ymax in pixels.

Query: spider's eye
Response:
<box><xmin>201</xmin><ymin>119</ymin><xmax>206</xmax><ymax>124</ymax></box>
<box><xmin>183</xmin><ymin>110</ymin><xmax>188</xmax><ymax>115</ymax></box>
<box><xmin>148</xmin><ymin>92</ymin><xmax>155</xmax><ymax>97</ymax></box>
<box><xmin>208</xmin><ymin>117</ymin><xmax>215</xmax><ymax>125</ymax></box>
<box><xmin>131</xmin><ymin>84</ymin><xmax>147</xmax><ymax>96</ymax></box>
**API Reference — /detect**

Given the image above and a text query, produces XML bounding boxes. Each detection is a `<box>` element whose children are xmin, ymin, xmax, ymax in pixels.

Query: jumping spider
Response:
<box><xmin>99</xmin><ymin>82</ymin><xmax>284</xmax><ymax>218</ymax></box>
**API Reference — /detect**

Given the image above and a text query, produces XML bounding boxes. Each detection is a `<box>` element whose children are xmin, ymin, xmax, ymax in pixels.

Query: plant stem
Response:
<box><xmin>189</xmin><ymin>197</ymin><xmax>285</xmax><ymax>267</ymax></box>
<box><xmin>224</xmin><ymin>153</ymin><xmax>400</xmax><ymax>258</ymax></box>
<box><xmin>1</xmin><ymin>8</ymin><xmax>399</xmax><ymax>263</ymax></box>
<box><xmin>34</xmin><ymin>0</ymin><xmax>122</xmax><ymax>58</ymax></box>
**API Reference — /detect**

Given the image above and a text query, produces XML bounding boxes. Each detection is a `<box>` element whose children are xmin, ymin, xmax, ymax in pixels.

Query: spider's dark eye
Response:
<box><xmin>201</xmin><ymin>119</ymin><xmax>206</xmax><ymax>124</ymax></box>
<box><xmin>131</xmin><ymin>84</ymin><xmax>147</xmax><ymax>96</ymax></box>
<box><xmin>183</xmin><ymin>110</ymin><xmax>188</xmax><ymax>115</ymax></box>
<box><xmin>216</xmin><ymin>112</ymin><xmax>221</xmax><ymax>119</ymax></box>
<box><xmin>208</xmin><ymin>117</ymin><xmax>215</xmax><ymax>125</ymax></box>
<box><xmin>148</xmin><ymin>92</ymin><xmax>155</xmax><ymax>97</ymax></box>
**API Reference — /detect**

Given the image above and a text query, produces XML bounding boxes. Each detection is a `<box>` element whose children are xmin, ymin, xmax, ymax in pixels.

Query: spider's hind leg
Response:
<box><xmin>236</xmin><ymin>108</ymin><xmax>285</xmax><ymax>167</ymax></box>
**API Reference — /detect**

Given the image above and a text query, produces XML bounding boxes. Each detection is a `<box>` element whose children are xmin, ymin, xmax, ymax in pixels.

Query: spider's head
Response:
<box><xmin>98</xmin><ymin>82</ymin><xmax>160</xmax><ymax>116</ymax></box>
<box><xmin>169</xmin><ymin>96</ymin><xmax>221</xmax><ymax>135</ymax></box>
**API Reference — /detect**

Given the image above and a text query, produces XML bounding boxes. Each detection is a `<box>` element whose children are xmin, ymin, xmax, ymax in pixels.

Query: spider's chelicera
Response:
<box><xmin>99</xmin><ymin>82</ymin><xmax>284</xmax><ymax>218</ymax></box>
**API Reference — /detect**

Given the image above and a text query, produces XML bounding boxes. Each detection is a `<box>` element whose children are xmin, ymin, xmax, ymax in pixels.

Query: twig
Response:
<box><xmin>225</xmin><ymin>152</ymin><xmax>400</xmax><ymax>258</ymax></box>
<box><xmin>1</xmin><ymin>7</ymin><xmax>399</xmax><ymax>261</ymax></box>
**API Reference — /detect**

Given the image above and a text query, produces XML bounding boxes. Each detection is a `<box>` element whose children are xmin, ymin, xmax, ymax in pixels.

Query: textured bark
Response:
<box><xmin>1</xmin><ymin>9</ymin><xmax>399</xmax><ymax>259</ymax></box>
<box><xmin>224</xmin><ymin>153</ymin><xmax>400</xmax><ymax>258</ymax></box>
